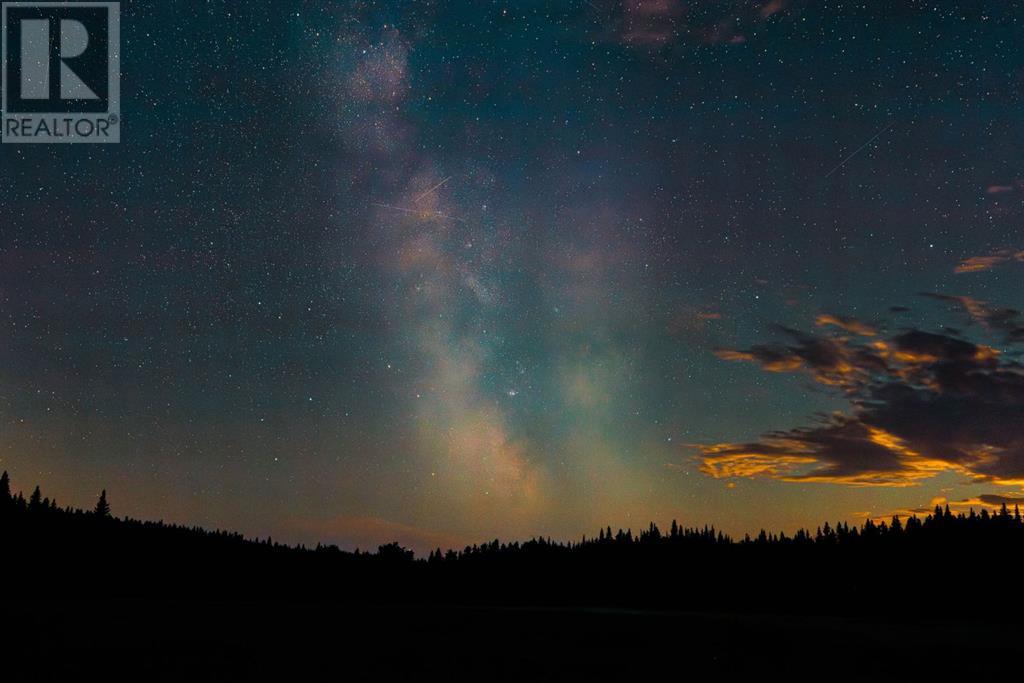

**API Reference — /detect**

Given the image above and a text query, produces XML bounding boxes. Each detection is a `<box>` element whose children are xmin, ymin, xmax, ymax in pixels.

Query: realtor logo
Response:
<box><xmin>2</xmin><ymin>2</ymin><xmax>120</xmax><ymax>143</ymax></box>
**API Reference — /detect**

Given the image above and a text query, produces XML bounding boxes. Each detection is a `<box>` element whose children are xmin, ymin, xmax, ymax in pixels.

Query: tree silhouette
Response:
<box><xmin>377</xmin><ymin>542</ymin><xmax>414</xmax><ymax>562</ymax></box>
<box><xmin>4</xmin><ymin>465</ymin><xmax>1024</xmax><ymax>628</ymax></box>
<box><xmin>94</xmin><ymin>490</ymin><xmax>111</xmax><ymax>518</ymax></box>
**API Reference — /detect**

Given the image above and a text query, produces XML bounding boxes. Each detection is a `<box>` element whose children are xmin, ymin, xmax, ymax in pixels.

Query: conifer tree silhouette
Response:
<box><xmin>94</xmin><ymin>490</ymin><xmax>111</xmax><ymax>518</ymax></box>
<box><xmin>3</xmin><ymin>463</ymin><xmax>1024</xmax><ymax>631</ymax></box>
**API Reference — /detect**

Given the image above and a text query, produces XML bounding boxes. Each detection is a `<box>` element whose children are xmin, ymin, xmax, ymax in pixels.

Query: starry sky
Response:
<box><xmin>3</xmin><ymin>0</ymin><xmax>1024</xmax><ymax>554</ymax></box>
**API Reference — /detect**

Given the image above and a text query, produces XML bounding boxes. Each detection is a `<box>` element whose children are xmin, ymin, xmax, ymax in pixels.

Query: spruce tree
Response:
<box><xmin>94</xmin><ymin>490</ymin><xmax>111</xmax><ymax>518</ymax></box>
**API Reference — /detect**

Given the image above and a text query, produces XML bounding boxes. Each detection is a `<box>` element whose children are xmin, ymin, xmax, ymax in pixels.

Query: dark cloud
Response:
<box><xmin>977</xmin><ymin>494</ymin><xmax>1024</xmax><ymax>507</ymax></box>
<box><xmin>700</xmin><ymin>307</ymin><xmax>1024</xmax><ymax>487</ymax></box>
<box><xmin>920</xmin><ymin>294</ymin><xmax>1024</xmax><ymax>344</ymax></box>
<box><xmin>716</xmin><ymin>323</ymin><xmax>889</xmax><ymax>393</ymax></box>
<box><xmin>874</xmin><ymin>493</ymin><xmax>1024</xmax><ymax>521</ymax></box>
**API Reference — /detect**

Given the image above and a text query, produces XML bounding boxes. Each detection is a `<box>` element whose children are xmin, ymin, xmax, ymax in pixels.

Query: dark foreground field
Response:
<box><xmin>5</xmin><ymin>600</ymin><xmax>1023</xmax><ymax>681</ymax></box>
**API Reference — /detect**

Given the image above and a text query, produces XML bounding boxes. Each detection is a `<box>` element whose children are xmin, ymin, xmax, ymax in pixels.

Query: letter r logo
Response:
<box><xmin>19</xmin><ymin>17</ymin><xmax>99</xmax><ymax>100</ymax></box>
<box><xmin>3</xmin><ymin>2</ymin><xmax>116</xmax><ymax>114</ymax></box>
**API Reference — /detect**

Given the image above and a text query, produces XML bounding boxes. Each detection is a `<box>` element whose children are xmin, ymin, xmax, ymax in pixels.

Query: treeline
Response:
<box><xmin>0</xmin><ymin>471</ymin><xmax>404</xmax><ymax>569</ymax></box>
<box><xmin>429</xmin><ymin>504</ymin><xmax>1024</xmax><ymax>563</ymax></box>
<box><xmin>3</xmin><ymin>470</ymin><xmax>1024</xmax><ymax>618</ymax></box>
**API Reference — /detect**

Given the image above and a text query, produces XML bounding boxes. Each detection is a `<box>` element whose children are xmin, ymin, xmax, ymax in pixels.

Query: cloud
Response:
<box><xmin>869</xmin><ymin>494</ymin><xmax>1024</xmax><ymax>521</ymax></box>
<box><xmin>976</xmin><ymin>493</ymin><xmax>1024</xmax><ymax>507</ymax></box>
<box><xmin>985</xmin><ymin>179</ymin><xmax>1023</xmax><ymax>196</ymax></box>
<box><xmin>715</xmin><ymin>323</ymin><xmax>888</xmax><ymax>392</ymax></box>
<box><xmin>815</xmin><ymin>314</ymin><xmax>877</xmax><ymax>337</ymax></box>
<box><xmin>920</xmin><ymin>293</ymin><xmax>1024</xmax><ymax>343</ymax></box>
<box><xmin>698</xmin><ymin>419</ymin><xmax>951</xmax><ymax>487</ymax></box>
<box><xmin>954</xmin><ymin>249</ymin><xmax>1024</xmax><ymax>274</ymax></box>
<box><xmin>760</xmin><ymin>0</ymin><xmax>788</xmax><ymax>18</ymax></box>
<box><xmin>699</xmin><ymin>307</ymin><xmax>1024</xmax><ymax>487</ymax></box>
<box><xmin>608</xmin><ymin>0</ymin><xmax>791</xmax><ymax>49</ymax></box>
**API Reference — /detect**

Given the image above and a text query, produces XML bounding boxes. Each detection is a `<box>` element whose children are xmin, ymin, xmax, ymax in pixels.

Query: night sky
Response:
<box><xmin>3</xmin><ymin>0</ymin><xmax>1024</xmax><ymax>554</ymax></box>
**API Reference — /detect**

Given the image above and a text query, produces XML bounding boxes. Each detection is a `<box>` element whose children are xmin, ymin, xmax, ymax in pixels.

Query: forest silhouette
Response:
<box><xmin>4</xmin><ymin>468</ymin><xmax>1024</xmax><ymax>620</ymax></box>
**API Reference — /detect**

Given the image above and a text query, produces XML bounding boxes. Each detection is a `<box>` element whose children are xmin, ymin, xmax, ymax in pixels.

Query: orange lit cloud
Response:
<box><xmin>715</xmin><ymin>324</ymin><xmax>889</xmax><ymax>392</ymax></box>
<box><xmin>697</xmin><ymin>307</ymin><xmax>1024</xmax><ymax>488</ymax></box>
<box><xmin>815</xmin><ymin>314</ymin><xmax>876</xmax><ymax>337</ymax></box>
<box><xmin>954</xmin><ymin>249</ymin><xmax>1024</xmax><ymax>274</ymax></box>
<box><xmin>715</xmin><ymin>348</ymin><xmax>803</xmax><ymax>372</ymax></box>
<box><xmin>698</xmin><ymin>421</ymin><xmax>959</xmax><ymax>487</ymax></box>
